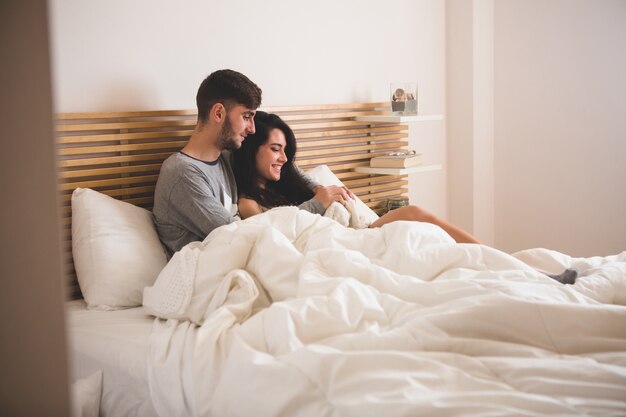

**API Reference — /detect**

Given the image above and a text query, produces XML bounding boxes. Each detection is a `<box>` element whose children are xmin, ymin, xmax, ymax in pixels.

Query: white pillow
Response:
<box><xmin>305</xmin><ymin>165</ymin><xmax>379</xmax><ymax>224</ymax></box>
<box><xmin>71</xmin><ymin>370</ymin><xmax>102</xmax><ymax>417</ymax></box>
<box><xmin>71</xmin><ymin>188</ymin><xmax>168</xmax><ymax>310</ymax></box>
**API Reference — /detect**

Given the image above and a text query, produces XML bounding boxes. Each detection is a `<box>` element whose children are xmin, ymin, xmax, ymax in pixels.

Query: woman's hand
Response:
<box><xmin>313</xmin><ymin>185</ymin><xmax>353</xmax><ymax>208</ymax></box>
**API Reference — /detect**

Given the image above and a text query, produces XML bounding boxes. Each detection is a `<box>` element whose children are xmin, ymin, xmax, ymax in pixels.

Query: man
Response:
<box><xmin>154</xmin><ymin>69</ymin><xmax>352</xmax><ymax>257</ymax></box>
<box><xmin>153</xmin><ymin>69</ymin><xmax>262</xmax><ymax>256</ymax></box>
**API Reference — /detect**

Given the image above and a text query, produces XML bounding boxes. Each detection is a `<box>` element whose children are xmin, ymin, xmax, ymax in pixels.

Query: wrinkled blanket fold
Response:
<box><xmin>143</xmin><ymin>207</ymin><xmax>626</xmax><ymax>417</ymax></box>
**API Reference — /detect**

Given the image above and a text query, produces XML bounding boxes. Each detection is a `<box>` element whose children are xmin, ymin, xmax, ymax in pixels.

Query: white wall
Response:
<box><xmin>51</xmin><ymin>0</ymin><xmax>625</xmax><ymax>256</ymax></box>
<box><xmin>445</xmin><ymin>0</ymin><xmax>495</xmax><ymax>246</ymax></box>
<box><xmin>446</xmin><ymin>0</ymin><xmax>477</xmax><ymax>239</ymax></box>
<box><xmin>471</xmin><ymin>0</ymin><xmax>494</xmax><ymax>246</ymax></box>
<box><xmin>494</xmin><ymin>0</ymin><xmax>626</xmax><ymax>256</ymax></box>
<box><xmin>49</xmin><ymin>0</ymin><xmax>444</xmax><ymax>111</ymax></box>
<box><xmin>447</xmin><ymin>0</ymin><xmax>625</xmax><ymax>256</ymax></box>
<box><xmin>49</xmin><ymin>0</ymin><xmax>448</xmax><ymax>215</ymax></box>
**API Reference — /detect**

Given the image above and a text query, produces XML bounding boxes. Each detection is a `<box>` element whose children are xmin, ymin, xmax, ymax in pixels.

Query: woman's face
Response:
<box><xmin>255</xmin><ymin>128</ymin><xmax>288</xmax><ymax>183</ymax></box>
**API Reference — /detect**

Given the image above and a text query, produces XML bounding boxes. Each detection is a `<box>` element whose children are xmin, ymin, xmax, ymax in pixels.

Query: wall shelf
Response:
<box><xmin>354</xmin><ymin>114</ymin><xmax>444</xmax><ymax>123</ymax></box>
<box><xmin>353</xmin><ymin>164</ymin><xmax>442</xmax><ymax>176</ymax></box>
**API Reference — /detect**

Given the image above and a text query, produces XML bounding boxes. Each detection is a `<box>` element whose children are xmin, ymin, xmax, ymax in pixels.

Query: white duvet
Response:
<box><xmin>143</xmin><ymin>207</ymin><xmax>626</xmax><ymax>417</ymax></box>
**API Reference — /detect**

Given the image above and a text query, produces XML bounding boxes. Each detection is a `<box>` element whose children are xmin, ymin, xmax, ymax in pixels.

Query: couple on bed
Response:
<box><xmin>153</xmin><ymin>69</ymin><xmax>478</xmax><ymax>256</ymax></box>
<box><xmin>152</xmin><ymin>69</ymin><xmax>577</xmax><ymax>284</ymax></box>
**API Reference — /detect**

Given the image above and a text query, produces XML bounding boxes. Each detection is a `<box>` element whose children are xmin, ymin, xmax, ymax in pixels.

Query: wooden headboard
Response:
<box><xmin>56</xmin><ymin>102</ymin><xmax>410</xmax><ymax>298</ymax></box>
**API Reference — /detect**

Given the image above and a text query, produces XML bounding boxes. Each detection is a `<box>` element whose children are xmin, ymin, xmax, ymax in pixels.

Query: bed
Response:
<box><xmin>57</xmin><ymin>103</ymin><xmax>626</xmax><ymax>417</ymax></box>
<box><xmin>65</xmin><ymin>300</ymin><xmax>157</xmax><ymax>417</ymax></box>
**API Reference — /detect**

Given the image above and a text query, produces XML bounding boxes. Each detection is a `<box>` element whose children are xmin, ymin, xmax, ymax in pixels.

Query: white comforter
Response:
<box><xmin>143</xmin><ymin>207</ymin><xmax>626</xmax><ymax>417</ymax></box>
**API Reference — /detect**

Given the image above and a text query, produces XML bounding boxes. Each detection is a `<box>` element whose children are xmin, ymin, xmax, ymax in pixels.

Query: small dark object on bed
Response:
<box><xmin>547</xmin><ymin>268</ymin><xmax>579</xmax><ymax>285</ymax></box>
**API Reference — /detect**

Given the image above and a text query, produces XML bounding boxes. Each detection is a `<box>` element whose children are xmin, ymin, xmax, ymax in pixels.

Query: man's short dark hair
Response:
<box><xmin>196</xmin><ymin>69</ymin><xmax>262</xmax><ymax>123</ymax></box>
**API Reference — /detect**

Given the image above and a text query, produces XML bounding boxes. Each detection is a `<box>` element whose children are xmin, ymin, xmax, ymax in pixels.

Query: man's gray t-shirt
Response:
<box><xmin>153</xmin><ymin>151</ymin><xmax>239</xmax><ymax>257</ymax></box>
<box><xmin>153</xmin><ymin>151</ymin><xmax>324</xmax><ymax>257</ymax></box>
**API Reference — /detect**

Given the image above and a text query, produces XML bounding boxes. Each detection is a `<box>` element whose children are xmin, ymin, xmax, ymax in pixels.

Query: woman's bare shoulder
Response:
<box><xmin>238</xmin><ymin>196</ymin><xmax>263</xmax><ymax>219</ymax></box>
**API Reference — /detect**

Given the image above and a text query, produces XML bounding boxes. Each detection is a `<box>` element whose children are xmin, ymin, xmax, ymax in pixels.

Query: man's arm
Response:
<box><xmin>174</xmin><ymin>178</ymin><xmax>237</xmax><ymax>235</ymax></box>
<box><xmin>296</xmin><ymin>165</ymin><xmax>319</xmax><ymax>191</ymax></box>
<box><xmin>297</xmin><ymin>198</ymin><xmax>326</xmax><ymax>215</ymax></box>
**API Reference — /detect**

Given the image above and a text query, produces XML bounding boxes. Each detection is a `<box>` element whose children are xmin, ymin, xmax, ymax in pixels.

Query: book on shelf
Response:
<box><xmin>370</xmin><ymin>153</ymin><xmax>422</xmax><ymax>168</ymax></box>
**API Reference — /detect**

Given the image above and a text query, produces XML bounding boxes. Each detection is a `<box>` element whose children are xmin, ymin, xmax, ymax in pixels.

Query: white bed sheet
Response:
<box><xmin>65</xmin><ymin>300</ymin><xmax>157</xmax><ymax>417</ymax></box>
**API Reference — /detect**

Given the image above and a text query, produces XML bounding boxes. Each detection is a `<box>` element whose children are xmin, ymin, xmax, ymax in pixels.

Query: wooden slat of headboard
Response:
<box><xmin>57</xmin><ymin>130</ymin><xmax>194</xmax><ymax>145</ymax></box>
<box><xmin>57</xmin><ymin>119</ymin><xmax>197</xmax><ymax>132</ymax></box>
<box><xmin>298</xmin><ymin>141</ymin><xmax>409</xmax><ymax>158</ymax></box>
<box><xmin>58</xmin><ymin>141</ymin><xmax>186</xmax><ymax>156</ymax></box>
<box><xmin>290</xmin><ymin>121</ymin><xmax>370</xmax><ymax>131</ymax></box>
<box><xmin>58</xmin><ymin>152</ymin><xmax>175</xmax><ymax>168</ymax></box>
<box><xmin>59</xmin><ymin>185</ymin><xmax>157</xmax><ymax>203</ymax></box>
<box><xmin>296</xmin><ymin>125</ymin><xmax>406</xmax><ymax>139</ymax></box>
<box><xmin>56</xmin><ymin>102</ymin><xmax>409</xmax><ymax>299</ymax></box>
<box><xmin>57</xmin><ymin>109</ymin><xmax>197</xmax><ymax>120</ymax></box>
<box><xmin>263</xmin><ymin>102</ymin><xmax>390</xmax><ymax>113</ymax></box>
<box><xmin>58</xmin><ymin>164</ymin><xmax>163</xmax><ymax>179</ymax></box>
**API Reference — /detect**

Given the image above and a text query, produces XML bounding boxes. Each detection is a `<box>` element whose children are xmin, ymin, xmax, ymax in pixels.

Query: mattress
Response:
<box><xmin>65</xmin><ymin>300</ymin><xmax>157</xmax><ymax>417</ymax></box>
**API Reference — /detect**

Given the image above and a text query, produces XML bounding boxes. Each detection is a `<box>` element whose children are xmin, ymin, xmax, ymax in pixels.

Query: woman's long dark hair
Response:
<box><xmin>233</xmin><ymin>111</ymin><xmax>314</xmax><ymax>209</ymax></box>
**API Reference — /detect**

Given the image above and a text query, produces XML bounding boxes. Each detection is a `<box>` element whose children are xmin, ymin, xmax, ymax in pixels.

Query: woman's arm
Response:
<box><xmin>238</xmin><ymin>197</ymin><xmax>264</xmax><ymax>219</ymax></box>
<box><xmin>369</xmin><ymin>205</ymin><xmax>480</xmax><ymax>244</ymax></box>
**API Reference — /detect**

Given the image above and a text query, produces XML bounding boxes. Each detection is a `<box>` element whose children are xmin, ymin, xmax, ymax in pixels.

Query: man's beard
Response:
<box><xmin>217</xmin><ymin>117</ymin><xmax>240</xmax><ymax>150</ymax></box>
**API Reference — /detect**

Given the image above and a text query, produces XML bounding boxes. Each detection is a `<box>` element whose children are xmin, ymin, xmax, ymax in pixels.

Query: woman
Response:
<box><xmin>233</xmin><ymin>111</ymin><xmax>352</xmax><ymax>219</ymax></box>
<box><xmin>233</xmin><ymin>111</ymin><xmax>480</xmax><ymax>244</ymax></box>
